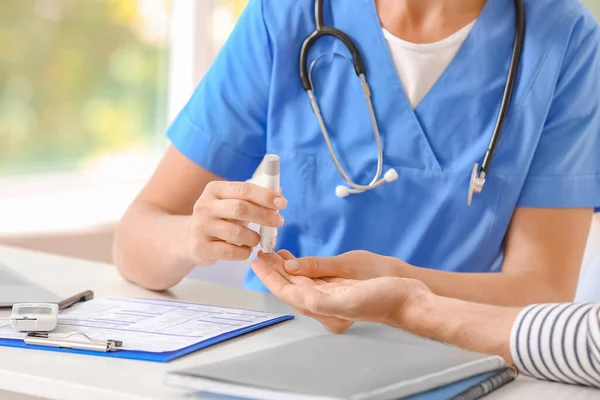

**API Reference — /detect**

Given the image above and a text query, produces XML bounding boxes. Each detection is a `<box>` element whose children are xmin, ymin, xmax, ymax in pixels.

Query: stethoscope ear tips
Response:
<box><xmin>335</xmin><ymin>185</ymin><xmax>351</xmax><ymax>198</ymax></box>
<box><xmin>384</xmin><ymin>168</ymin><xmax>398</xmax><ymax>183</ymax></box>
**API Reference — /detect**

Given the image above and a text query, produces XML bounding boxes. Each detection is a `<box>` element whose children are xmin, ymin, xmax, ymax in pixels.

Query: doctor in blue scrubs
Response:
<box><xmin>114</xmin><ymin>0</ymin><xmax>600</xmax><ymax>323</ymax></box>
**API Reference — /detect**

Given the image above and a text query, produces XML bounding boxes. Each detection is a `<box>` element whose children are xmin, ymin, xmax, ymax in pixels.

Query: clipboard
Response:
<box><xmin>0</xmin><ymin>297</ymin><xmax>294</xmax><ymax>362</ymax></box>
<box><xmin>0</xmin><ymin>317</ymin><xmax>292</xmax><ymax>362</ymax></box>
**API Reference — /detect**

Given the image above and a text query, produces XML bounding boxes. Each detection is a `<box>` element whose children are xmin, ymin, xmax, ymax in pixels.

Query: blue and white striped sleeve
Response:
<box><xmin>510</xmin><ymin>303</ymin><xmax>600</xmax><ymax>387</ymax></box>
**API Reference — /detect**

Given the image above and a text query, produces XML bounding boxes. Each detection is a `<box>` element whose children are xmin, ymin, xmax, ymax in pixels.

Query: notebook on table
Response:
<box><xmin>165</xmin><ymin>334</ymin><xmax>517</xmax><ymax>399</ymax></box>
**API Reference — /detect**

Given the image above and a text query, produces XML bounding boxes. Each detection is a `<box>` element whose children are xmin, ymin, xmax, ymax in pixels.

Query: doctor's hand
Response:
<box><xmin>187</xmin><ymin>181</ymin><xmax>286</xmax><ymax>266</ymax></box>
<box><xmin>282</xmin><ymin>250</ymin><xmax>407</xmax><ymax>281</ymax></box>
<box><xmin>253</xmin><ymin>251</ymin><xmax>355</xmax><ymax>334</ymax></box>
<box><xmin>252</xmin><ymin>251</ymin><xmax>430</xmax><ymax>328</ymax></box>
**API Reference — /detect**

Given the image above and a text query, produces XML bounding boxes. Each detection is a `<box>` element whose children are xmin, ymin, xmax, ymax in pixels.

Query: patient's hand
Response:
<box><xmin>254</xmin><ymin>251</ymin><xmax>354</xmax><ymax>333</ymax></box>
<box><xmin>281</xmin><ymin>250</ymin><xmax>408</xmax><ymax>281</ymax></box>
<box><xmin>252</xmin><ymin>251</ymin><xmax>430</xmax><ymax>330</ymax></box>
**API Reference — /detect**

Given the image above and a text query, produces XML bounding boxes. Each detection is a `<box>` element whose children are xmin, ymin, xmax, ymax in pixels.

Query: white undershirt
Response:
<box><xmin>382</xmin><ymin>20</ymin><xmax>476</xmax><ymax>109</ymax></box>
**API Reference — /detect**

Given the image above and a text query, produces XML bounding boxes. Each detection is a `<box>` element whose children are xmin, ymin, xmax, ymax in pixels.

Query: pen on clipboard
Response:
<box><xmin>57</xmin><ymin>290</ymin><xmax>94</xmax><ymax>310</ymax></box>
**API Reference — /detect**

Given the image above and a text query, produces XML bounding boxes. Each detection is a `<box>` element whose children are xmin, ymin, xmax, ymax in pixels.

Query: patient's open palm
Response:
<box><xmin>296</xmin><ymin>275</ymin><xmax>428</xmax><ymax>324</ymax></box>
<box><xmin>251</xmin><ymin>251</ymin><xmax>430</xmax><ymax>331</ymax></box>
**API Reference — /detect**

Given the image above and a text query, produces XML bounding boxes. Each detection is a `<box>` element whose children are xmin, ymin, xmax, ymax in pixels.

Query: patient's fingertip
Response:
<box><xmin>259</xmin><ymin>250</ymin><xmax>275</xmax><ymax>258</ymax></box>
<box><xmin>257</xmin><ymin>251</ymin><xmax>272</xmax><ymax>262</ymax></box>
<box><xmin>284</xmin><ymin>259</ymin><xmax>301</xmax><ymax>273</ymax></box>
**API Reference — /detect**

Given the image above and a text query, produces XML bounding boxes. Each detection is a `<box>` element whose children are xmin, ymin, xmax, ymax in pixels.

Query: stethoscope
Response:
<box><xmin>300</xmin><ymin>0</ymin><xmax>525</xmax><ymax>205</ymax></box>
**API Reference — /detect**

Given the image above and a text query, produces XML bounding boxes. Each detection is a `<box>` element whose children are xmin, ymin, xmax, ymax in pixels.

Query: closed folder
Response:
<box><xmin>165</xmin><ymin>334</ymin><xmax>516</xmax><ymax>399</ymax></box>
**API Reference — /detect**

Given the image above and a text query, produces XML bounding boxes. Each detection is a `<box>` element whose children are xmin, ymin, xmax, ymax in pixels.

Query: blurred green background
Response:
<box><xmin>0</xmin><ymin>0</ymin><xmax>247</xmax><ymax>177</ymax></box>
<box><xmin>0</xmin><ymin>0</ymin><xmax>173</xmax><ymax>176</ymax></box>
<box><xmin>585</xmin><ymin>1</ymin><xmax>600</xmax><ymax>25</ymax></box>
<box><xmin>0</xmin><ymin>0</ymin><xmax>598</xmax><ymax>177</ymax></box>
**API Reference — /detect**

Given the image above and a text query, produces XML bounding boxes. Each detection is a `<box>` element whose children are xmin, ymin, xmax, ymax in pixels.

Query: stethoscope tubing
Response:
<box><xmin>300</xmin><ymin>0</ymin><xmax>525</xmax><ymax>199</ymax></box>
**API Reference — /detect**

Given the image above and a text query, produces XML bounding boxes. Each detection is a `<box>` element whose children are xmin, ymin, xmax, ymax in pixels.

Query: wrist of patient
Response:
<box><xmin>402</xmin><ymin>291</ymin><xmax>518</xmax><ymax>360</ymax></box>
<box><xmin>394</xmin><ymin>290</ymin><xmax>464</xmax><ymax>342</ymax></box>
<box><xmin>383</xmin><ymin>287</ymin><xmax>435</xmax><ymax>331</ymax></box>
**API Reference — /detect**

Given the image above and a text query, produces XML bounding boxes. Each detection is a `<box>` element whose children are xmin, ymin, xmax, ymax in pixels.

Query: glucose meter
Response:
<box><xmin>10</xmin><ymin>303</ymin><xmax>59</xmax><ymax>332</ymax></box>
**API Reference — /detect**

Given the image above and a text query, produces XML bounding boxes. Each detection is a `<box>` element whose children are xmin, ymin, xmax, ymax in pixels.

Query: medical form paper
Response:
<box><xmin>0</xmin><ymin>297</ymin><xmax>293</xmax><ymax>361</ymax></box>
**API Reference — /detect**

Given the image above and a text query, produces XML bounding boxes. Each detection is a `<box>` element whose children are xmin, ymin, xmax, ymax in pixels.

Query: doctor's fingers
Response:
<box><xmin>197</xmin><ymin>241</ymin><xmax>253</xmax><ymax>262</ymax></box>
<box><xmin>203</xmin><ymin>181</ymin><xmax>287</xmax><ymax>210</ymax></box>
<box><xmin>203</xmin><ymin>220</ymin><xmax>260</xmax><ymax>248</ymax></box>
<box><xmin>209</xmin><ymin>199</ymin><xmax>284</xmax><ymax>228</ymax></box>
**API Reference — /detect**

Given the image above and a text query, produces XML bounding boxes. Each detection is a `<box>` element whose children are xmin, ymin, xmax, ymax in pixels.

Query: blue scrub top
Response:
<box><xmin>167</xmin><ymin>0</ymin><xmax>600</xmax><ymax>292</ymax></box>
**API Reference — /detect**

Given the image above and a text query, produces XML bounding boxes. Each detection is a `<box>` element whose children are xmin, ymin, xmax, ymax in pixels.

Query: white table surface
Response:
<box><xmin>0</xmin><ymin>245</ymin><xmax>598</xmax><ymax>400</ymax></box>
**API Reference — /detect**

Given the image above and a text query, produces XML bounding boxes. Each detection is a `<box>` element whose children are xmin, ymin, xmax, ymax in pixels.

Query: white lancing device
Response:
<box><xmin>259</xmin><ymin>154</ymin><xmax>280</xmax><ymax>253</ymax></box>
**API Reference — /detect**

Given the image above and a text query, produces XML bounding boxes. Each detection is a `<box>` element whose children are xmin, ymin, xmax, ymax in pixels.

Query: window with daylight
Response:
<box><xmin>0</xmin><ymin>0</ymin><xmax>248</xmax><ymax>234</ymax></box>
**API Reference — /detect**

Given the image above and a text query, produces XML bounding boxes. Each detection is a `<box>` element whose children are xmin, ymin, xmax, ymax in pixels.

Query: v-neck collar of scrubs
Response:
<box><xmin>366</xmin><ymin>0</ymin><xmax>491</xmax><ymax>114</ymax></box>
<box><xmin>328</xmin><ymin>0</ymin><xmax>507</xmax><ymax>173</ymax></box>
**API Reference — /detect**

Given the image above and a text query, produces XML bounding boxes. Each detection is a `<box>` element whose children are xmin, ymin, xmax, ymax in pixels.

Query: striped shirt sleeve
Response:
<box><xmin>509</xmin><ymin>303</ymin><xmax>600</xmax><ymax>387</ymax></box>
